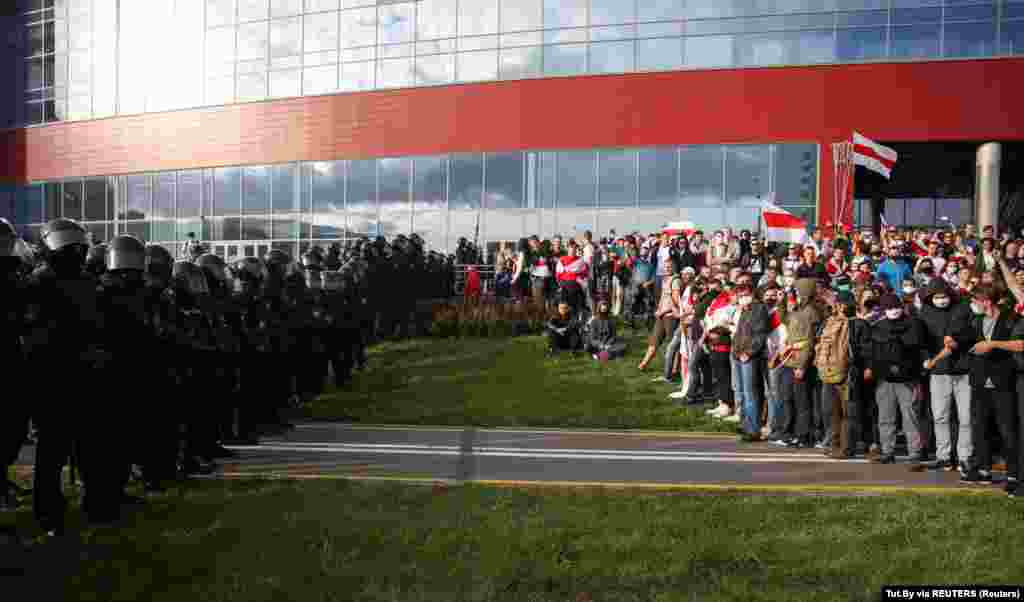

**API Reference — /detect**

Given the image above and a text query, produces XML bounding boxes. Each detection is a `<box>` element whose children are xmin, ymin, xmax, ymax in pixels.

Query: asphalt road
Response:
<box><xmin>207</xmin><ymin>423</ymin><xmax>996</xmax><ymax>493</ymax></box>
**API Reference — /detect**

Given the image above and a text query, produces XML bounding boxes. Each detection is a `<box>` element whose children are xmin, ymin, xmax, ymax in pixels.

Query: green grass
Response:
<box><xmin>4</xmin><ymin>479</ymin><xmax>1022</xmax><ymax>602</ymax></box>
<box><xmin>305</xmin><ymin>331</ymin><xmax>734</xmax><ymax>432</ymax></box>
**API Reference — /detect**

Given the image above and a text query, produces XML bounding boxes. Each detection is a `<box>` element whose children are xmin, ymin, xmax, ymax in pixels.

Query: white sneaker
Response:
<box><xmin>724</xmin><ymin>414</ymin><xmax>741</xmax><ymax>423</ymax></box>
<box><xmin>760</xmin><ymin>426</ymin><xmax>770</xmax><ymax>437</ymax></box>
<box><xmin>668</xmin><ymin>391</ymin><xmax>688</xmax><ymax>400</ymax></box>
<box><xmin>710</xmin><ymin>404</ymin><xmax>730</xmax><ymax>417</ymax></box>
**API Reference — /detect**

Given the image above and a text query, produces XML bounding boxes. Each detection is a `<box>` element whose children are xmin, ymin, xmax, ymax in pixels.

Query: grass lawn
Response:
<box><xmin>4</xmin><ymin>479</ymin><xmax>1022</xmax><ymax>602</ymax></box>
<box><xmin>305</xmin><ymin>331</ymin><xmax>735</xmax><ymax>432</ymax></box>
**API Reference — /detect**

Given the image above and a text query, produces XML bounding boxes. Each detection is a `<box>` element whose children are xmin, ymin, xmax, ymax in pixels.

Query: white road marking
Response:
<box><xmin>226</xmin><ymin>443</ymin><xmax>870</xmax><ymax>464</ymax></box>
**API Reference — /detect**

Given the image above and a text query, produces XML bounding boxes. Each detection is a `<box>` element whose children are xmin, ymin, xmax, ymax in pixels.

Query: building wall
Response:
<box><xmin>5</xmin><ymin>56</ymin><xmax>1024</xmax><ymax>230</ymax></box>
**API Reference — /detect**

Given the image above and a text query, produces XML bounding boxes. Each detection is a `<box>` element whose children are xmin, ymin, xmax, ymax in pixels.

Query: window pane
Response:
<box><xmin>500</xmin><ymin>46</ymin><xmax>542</xmax><ymax>78</ymax></box>
<box><xmin>736</xmin><ymin>33</ymin><xmax>785</xmax><ymax>66</ymax></box>
<box><xmin>379</xmin><ymin>2</ymin><xmax>415</xmax><ymax>44</ymax></box>
<box><xmin>557</xmin><ymin>151</ymin><xmax>595</xmax><ymax>209</ymax></box>
<box><xmin>61</xmin><ymin>180</ymin><xmax>83</xmax><ymax>220</ymax></box>
<box><xmin>340</xmin><ymin>60</ymin><xmax>374</xmax><ymax>91</ymax></box>
<box><xmin>270</xmin><ymin>0</ymin><xmax>302</xmax><ymax>18</ymax></box>
<box><xmin>214</xmin><ymin>167</ymin><xmax>241</xmax><ymax>216</ymax></box>
<box><xmin>271</xmin><ymin>164</ymin><xmax>300</xmax><ymax>213</ymax></box>
<box><xmin>243</xmin><ymin>217</ymin><xmax>270</xmax><ymax>239</ymax></box>
<box><xmin>125</xmin><ymin>221</ymin><xmax>149</xmax><ymax>242</ymax></box>
<box><xmin>544</xmin><ymin>43</ymin><xmax>586</xmax><ymax>75</ymax></box>
<box><xmin>414</xmin><ymin>156</ymin><xmax>447</xmax><ymax>209</ymax></box>
<box><xmin>347</xmin><ymin>159</ymin><xmax>376</xmax><ymax>214</ymax></box>
<box><xmin>237</xmin><ymin>72</ymin><xmax>267</xmax><ymax>101</ymax></box>
<box><xmin>904</xmin><ymin>198</ymin><xmax>934</xmax><ymax>226</ymax></box>
<box><xmin>415</xmin><ymin>53</ymin><xmax>455</xmax><ymax>84</ymax></box>
<box><xmin>340</xmin><ymin>7</ymin><xmax>376</xmax><ymax>47</ymax></box>
<box><xmin>944</xmin><ymin>21</ymin><xmax>996</xmax><ymax>58</ymax></box>
<box><xmin>105</xmin><ymin>177</ymin><xmax>116</xmax><ymax>222</ymax></box>
<box><xmin>639</xmin><ymin>0</ymin><xmax>684</xmax><ymax>22</ymax></box>
<box><xmin>936</xmin><ymin>198</ymin><xmax>972</xmax><ymax>227</ymax></box>
<box><xmin>83</xmin><ymin>178</ymin><xmax>106</xmax><ymax>221</ymax></box>
<box><xmin>311</xmin><ymin>161</ymin><xmax>344</xmax><ymax>214</ymax></box>
<box><xmin>680</xmin><ymin>146</ymin><xmax>723</xmax><ymax>219</ymax></box>
<box><xmin>271</xmin><ymin>215</ymin><xmax>300</xmax><ymax>239</ymax></box>
<box><xmin>29</xmin><ymin>23</ymin><xmax>45</xmax><ymax>55</ymax></box>
<box><xmin>125</xmin><ymin>175</ymin><xmax>149</xmax><ymax>220</ymax></box>
<box><xmin>836</xmin><ymin>27</ymin><xmax>886</xmax><ymax>60</ymax></box>
<box><xmin>544</xmin><ymin>27</ymin><xmax>587</xmax><ymax>43</ymax></box>
<box><xmin>378</xmin><ymin>157</ymin><xmax>410</xmax><ymax>208</ymax></box>
<box><xmin>239</xmin><ymin>0</ymin><xmax>268</xmax><ymax>21</ymax></box>
<box><xmin>590</xmin><ymin>0</ymin><xmax>635</xmax><ymax>26</ymax></box>
<box><xmin>270</xmin><ymin>17</ymin><xmax>301</xmax><ymax>56</ymax></box>
<box><xmin>774</xmin><ymin>143</ymin><xmax>817</xmax><ymax>208</ymax></box>
<box><xmin>893</xmin><ymin>7</ymin><xmax>940</xmax><ymax>25</ymax></box>
<box><xmin>153</xmin><ymin>172</ymin><xmax>174</xmax><ymax>219</ymax></box>
<box><xmin>450</xmin><ymin>153</ymin><xmax>483</xmax><ymax>210</ymax></box>
<box><xmin>884</xmin><ymin>199</ymin><xmax>905</xmax><ymax>226</ymax></box>
<box><xmin>591</xmin><ymin>24</ymin><xmax>635</xmax><ymax>41</ymax></box>
<box><xmin>639</xmin><ymin>147</ymin><xmax>677</xmax><ymax>207</ymax></box>
<box><xmin>178</xmin><ymin>170</ymin><xmax>202</xmax><ymax>218</ymax></box>
<box><xmin>305</xmin><ymin>11</ymin><xmax>339</xmax><ymax>53</ymax></box>
<box><xmin>946</xmin><ymin>2</ymin><xmax>996</xmax><ymax>22</ymax></box>
<box><xmin>457</xmin><ymin>50</ymin><xmax>498</xmax><ymax>81</ymax></box>
<box><xmin>589</xmin><ymin>40</ymin><xmax>634</xmax><ymax>73</ymax></box>
<box><xmin>684</xmin><ymin>35</ymin><xmax>735</xmax><ymax>68</ymax></box>
<box><xmin>237</xmin><ymin>21</ymin><xmax>269</xmax><ymax>61</ymax></box>
<box><xmin>305</xmin><ymin>0</ymin><xmax>338</xmax><ymax>12</ymax></box>
<box><xmin>459</xmin><ymin>0</ymin><xmax>497</xmax><ymax>36</ymax></box>
<box><xmin>27</xmin><ymin>57</ymin><xmax>44</xmax><ymax>89</ymax></box>
<box><xmin>544</xmin><ymin>0</ymin><xmax>587</xmax><ymax>29</ymax></box>
<box><xmin>836</xmin><ymin>10</ymin><xmax>887</xmax><ymax>27</ymax></box>
<box><xmin>207</xmin><ymin>0</ymin><xmax>236</xmax><ymax>28</ymax></box>
<box><xmin>892</xmin><ymin>24</ymin><xmax>940</xmax><ymax>59</ymax></box>
<box><xmin>637</xmin><ymin>37</ymin><xmax>681</xmax><ymax>70</ymax></box>
<box><xmin>1004</xmin><ymin>20</ymin><xmax>1024</xmax><ymax>55</ymax></box>
<box><xmin>417</xmin><ymin>0</ymin><xmax>456</xmax><ymax>39</ymax></box>
<box><xmin>598</xmin><ymin>149</ymin><xmax>636</xmax><ymax>208</ymax></box>
<box><xmin>501</xmin><ymin>0</ymin><xmax>542</xmax><ymax>32</ymax></box>
<box><xmin>269</xmin><ymin>69</ymin><xmax>300</xmax><ymax>97</ymax></box>
<box><xmin>725</xmin><ymin>145</ymin><xmax>770</xmax><ymax>230</ymax></box>
<box><xmin>303</xmin><ymin>64</ymin><xmax>338</xmax><ymax>94</ymax></box>
<box><xmin>206</xmin><ymin>27</ymin><xmax>236</xmax><ymax>73</ymax></box>
<box><xmin>377</xmin><ymin>57</ymin><xmax>413</xmax><ymax>87</ymax></box>
<box><xmin>485</xmin><ymin>152</ymin><xmax>523</xmax><ymax>209</ymax></box>
<box><xmin>243</xmin><ymin>166</ymin><xmax>269</xmax><ymax>215</ymax></box>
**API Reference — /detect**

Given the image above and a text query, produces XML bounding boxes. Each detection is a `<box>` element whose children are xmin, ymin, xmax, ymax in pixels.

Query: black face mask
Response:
<box><xmin>921</xmin><ymin>268</ymin><xmax>934</xmax><ymax>275</ymax></box>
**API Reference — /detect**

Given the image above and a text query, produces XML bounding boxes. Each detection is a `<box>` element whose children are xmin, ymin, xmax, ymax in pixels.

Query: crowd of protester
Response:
<box><xmin>0</xmin><ymin>218</ymin><xmax>457</xmax><ymax>536</ymax></box>
<box><xmin>498</xmin><ymin>223</ymin><xmax>1024</xmax><ymax>496</ymax></box>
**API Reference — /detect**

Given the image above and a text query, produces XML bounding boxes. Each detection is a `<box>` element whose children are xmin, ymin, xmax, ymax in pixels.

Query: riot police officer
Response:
<box><xmin>231</xmin><ymin>257</ymin><xmax>270</xmax><ymax>443</ymax></box>
<box><xmin>0</xmin><ymin>219</ymin><xmax>30</xmax><ymax>510</ymax></box>
<box><xmin>26</xmin><ymin>218</ymin><xmax>107</xmax><ymax>533</ymax></box>
<box><xmin>196</xmin><ymin>253</ymin><xmax>239</xmax><ymax>458</ymax></box>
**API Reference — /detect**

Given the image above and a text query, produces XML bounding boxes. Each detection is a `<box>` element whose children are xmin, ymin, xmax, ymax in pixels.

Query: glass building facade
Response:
<box><xmin>0</xmin><ymin>143</ymin><xmax>817</xmax><ymax>256</ymax></box>
<box><xmin>10</xmin><ymin>0</ymin><xmax>1024</xmax><ymax>127</ymax></box>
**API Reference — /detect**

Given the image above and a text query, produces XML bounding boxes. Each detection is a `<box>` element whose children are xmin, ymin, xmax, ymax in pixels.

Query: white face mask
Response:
<box><xmin>783</xmin><ymin>277</ymin><xmax>795</xmax><ymax>287</ymax></box>
<box><xmin>933</xmin><ymin>296</ymin><xmax>950</xmax><ymax>308</ymax></box>
<box><xmin>885</xmin><ymin>308</ymin><xmax>904</xmax><ymax>320</ymax></box>
<box><xmin>738</xmin><ymin>295</ymin><xmax>753</xmax><ymax>307</ymax></box>
<box><xmin>971</xmin><ymin>302</ymin><xmax>987</xmax><ymax>315</ymax></box>
<box><xmin>903</xmin><ymin>286</ymin><xmax>917</xmax><ymax>295</ymax></box>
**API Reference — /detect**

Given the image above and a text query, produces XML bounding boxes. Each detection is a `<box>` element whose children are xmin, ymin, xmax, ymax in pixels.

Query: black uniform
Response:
<box><xmin>0</xmin><ymin>255</ymin><xmax>30</xmax><ymax>506</ymax></box>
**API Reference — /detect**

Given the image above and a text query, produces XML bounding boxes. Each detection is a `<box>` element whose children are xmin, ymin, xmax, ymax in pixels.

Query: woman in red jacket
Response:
<box><xmin>556</xmin><ymin>241</ymin><xmax>589</xmax><ymax>316</ymax></box>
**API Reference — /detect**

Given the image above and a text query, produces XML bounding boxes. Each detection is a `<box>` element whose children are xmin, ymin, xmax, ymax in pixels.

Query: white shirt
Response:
<box><xmin>655</xmin><ymin>245</ymin><xmax>671</xmax><ymax>276</ymax></box>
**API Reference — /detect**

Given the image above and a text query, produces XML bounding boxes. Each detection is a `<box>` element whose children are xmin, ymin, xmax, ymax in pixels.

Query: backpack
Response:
<box><xmin>814</xmin><ymin>316</ymin><xmax>850</xmax><ymax>384</ymax></box>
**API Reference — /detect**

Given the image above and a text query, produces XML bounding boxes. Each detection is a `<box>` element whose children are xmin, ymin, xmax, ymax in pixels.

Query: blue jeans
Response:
<box><xmin>735</xmin><ymin>357</ymin><xmax>763</xmax><ymax>435</ymax></box>
<box><xmin>767</xmin><ymin>365</ymin><xmax>785</xmax><ymax>437</ymax></box>
<box><xmin>664</xmin><ymin>324</ymin><xmax>682</xmax><ymax>380</ymax></box>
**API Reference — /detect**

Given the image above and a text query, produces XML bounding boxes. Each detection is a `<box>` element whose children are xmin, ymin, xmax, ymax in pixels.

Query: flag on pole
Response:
<box><xmin>852</xmin><ymin>132</ymin><xmax>898</xmax><ymax>179</ymax></box>
<box><xmin>662</xmin><ymin>221</ymin><xmax>696</xmax><ymax>237</ymax></box>
<box><xmin>761</xmin><ymin>202</ymin><xmax>809</xmax><ymax>244</ymax></box>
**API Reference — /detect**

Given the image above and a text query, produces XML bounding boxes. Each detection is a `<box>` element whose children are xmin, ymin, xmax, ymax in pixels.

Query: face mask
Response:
<box><xmin>932</xmin><ymin>296</ymin><xmax>950</xmax><ymax>308</ymax></box>
<box><xmin>903</xmin><ymin>286</ymin><xmax>916</xmax><ymax>295</ymax></box>
<box><xmin>885</xmin><ymin>308</ymin><xmax>904</xmax><ymax>320</ymax></box>
<box><xmin>738</xmin><ymin>296</ymin><xmax>753</xmax><ymax>307</ymax></box>
<box><xmin>971</xmin><ymin>302</ymin><xmax>986</xmax><ymax>315</ymax></box>
<box><xmin>783</xmin><ymin>277</ymin><xmax>795</xmax><ymax>287</ymax></box>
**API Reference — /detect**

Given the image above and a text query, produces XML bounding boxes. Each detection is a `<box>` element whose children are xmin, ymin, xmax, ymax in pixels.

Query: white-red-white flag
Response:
<box><xmin>663</xmin><ymin>221</ymin><xmax>696</xmax><ymax>237</ymax></box>
<box><xmin>852</xmin><ymin>132</ymin><xmax>898</xmax><ymax>179</ymax></box>
<box><xmin>762</xmin><ymin>203</ymin><xmax>809</xmax><ymax>244</ymax></box>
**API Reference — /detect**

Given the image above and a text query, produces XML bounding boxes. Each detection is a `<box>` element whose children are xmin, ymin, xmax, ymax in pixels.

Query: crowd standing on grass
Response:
<box><xmin>500</xmin><ymin>223</ymin><xmax>1024</xmax><ymax>497</ymax></box>
<box><xmin>0</xmin><ymin>217</ymin><xmax>459</xmax><ymax>537</ymax></box>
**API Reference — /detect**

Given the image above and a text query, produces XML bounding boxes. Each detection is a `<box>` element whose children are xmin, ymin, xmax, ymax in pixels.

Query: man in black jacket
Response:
<box><xmin>964</xmin><ymin>285</ymin><xmax>1019</xmax><ymax>487</ymax></box>
<box><xmin>866</xmin><ymin>294</ymin><xmax>928</xmax><ymax>464</ymax></box>
<box><xmin>918</xmin><ymin>280</ymin><xmax>975</xmax><ymax>473</ymax></box>
<box><xmin>0</xmin><ymin>219</ymin><xmax>30</xmax><ymax>510</ymax></box>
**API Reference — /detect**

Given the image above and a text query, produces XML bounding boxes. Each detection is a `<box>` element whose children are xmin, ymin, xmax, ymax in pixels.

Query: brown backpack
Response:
<box><xmin>814</xmin><ymin>316</ymin><xmax>850</xmax><ymax>384</ymax></box>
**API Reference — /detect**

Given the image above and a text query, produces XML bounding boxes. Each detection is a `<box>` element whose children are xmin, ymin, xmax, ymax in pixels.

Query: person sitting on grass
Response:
<box><xmin>546</xmin><ymin>299</ymin><xmax>584</xmax><ymax>355</ymax></box>
<box><xmin>585</xmin><ymin>299</ymin><xmax>627</xmax><ymax>362</ymax></box>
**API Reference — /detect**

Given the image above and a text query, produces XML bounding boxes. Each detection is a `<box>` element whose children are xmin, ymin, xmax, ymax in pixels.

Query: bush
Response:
<box><xmin>430</xmin><ymin>300</ymin><xmax>550</xmax><ymax>339</ymax></box>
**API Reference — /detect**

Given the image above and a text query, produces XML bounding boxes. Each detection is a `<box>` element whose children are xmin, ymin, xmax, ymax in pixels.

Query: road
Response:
<box><xmin>203</xmin><ymin>423</ymin><xmax>995</xmax><ymax>494</ymax></box>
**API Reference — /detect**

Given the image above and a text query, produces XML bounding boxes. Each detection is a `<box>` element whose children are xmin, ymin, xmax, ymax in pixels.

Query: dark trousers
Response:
<box><xmin>547</xmin><ymin>327</ymin><xmax>582</xmax><ymax>352</ymax></box>
<box><xmin>558</xmin><ymin>281</ymin><xmax>585</xmax><ymax>316</ymax></box>
<box><xmin>824</xmin><ymin>381</ymin><xmax>852</xmax><ymax>455</ymax></box>
<box><xmin>779</xmin><ymin>366</ymin><xmax>815</xmax><ymax>442</ymax></box>
<box><xmin>32</xmin><ymin>411</ymin><xmax>73</xmax><ymax>531</ymax></box>
<box><xmin>1</xmin><ymin>403</ymin><xmax>29</xmax><ymax>478</ymax></box>
<box><xmin>971</xmin><ymin>387</ymin><xmax>1018</xmax><ymax>478</ymax></box>
<box><xmin>710</xmin><ymin>350</ymin><xmax>733</xmax><ymax>404</ymax></box>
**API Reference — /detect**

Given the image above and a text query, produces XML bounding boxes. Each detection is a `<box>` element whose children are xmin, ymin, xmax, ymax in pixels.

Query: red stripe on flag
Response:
<box><xmin>853</xmin><ymin>144</ymin><xmax>897</xmax><ymax>170</ymax></box>
<box><xmin>762</xmin><ymin>210</ymin><xmax>805</xmax><ymax>229</ymax></box>
<box><xmin>769</xmin><ymin>309</ymin><xmax>781</xmax><ymax>330</ymax></box>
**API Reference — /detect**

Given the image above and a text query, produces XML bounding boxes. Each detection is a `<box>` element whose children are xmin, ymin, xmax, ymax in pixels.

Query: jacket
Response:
<box><xmin>869</xmin><ymin>316</ymin><xmax>928</xmax><ymax>383</ymax></box>
<box><xmin>732</xmin><ymin>302</ymin><xmax>769</xmax><ymax>358</ymax></box>
<box><xmin>916</xmin><ymin>280</ymin><xmax>973</xmax><ymax>375</ymax></box>
<box><xmin>585</xmin><ymin>315</ymin><xmax>617</xmax><ymax>349</ymax></box>
<box><xmin>782</xmin><ymin>279</ymin><xmax>823</xmax><ymax>370</ymax></box>
<box><xmin>969</xmin><ymin>309</ymin><xmax>1018</xmax><ymax>391</ymax></box>
<box><xmin>876</xmin><ymin>258</ymin><xmax>913</xmax><ymax>292</ymax></box>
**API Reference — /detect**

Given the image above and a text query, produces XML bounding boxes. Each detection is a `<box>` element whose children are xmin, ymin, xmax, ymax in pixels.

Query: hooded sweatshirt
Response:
<box><xmin>916</xmin><ymin>279</ymin><xmax>973</xmax><ymax>375</ymax></box>
<box><xmin>782</xmin><ymin>278</ymin><xmax>823</xmax><ymax>370</ymax></box>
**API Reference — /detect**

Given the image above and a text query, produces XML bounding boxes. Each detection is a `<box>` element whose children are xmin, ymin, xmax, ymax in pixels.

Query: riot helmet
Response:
<box><xmin>301</xmin><ymin>251</ymin><xmax>322</xmax><ymax>271</ymax></box>
<box><xmin>41</xmin><ymin>218</ymin><xmax>89</xmax><ymax>273</ymax></box>
<box><xmin>146</xmin><ymin>244</ymin><xmax>174</xmax><ymax>288</ymax></box>
<box><xmin>86</xmin><ymin>243</ymin><xmax>109</xmax><ymax>277</ymax></box>
<box><xmin>106</xmin><ymin>235</ymin><xmax>147</xmax><ymax>272</ymax></box>
<box><xmin>172</xmin><ymin>260</ymin><xmax>210</xmax><ymax>297</ymax></box>
<box><xmin>231</xmin><ymin>256</ymin><xmax>266</xmax><ymax>295</ymax></box>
